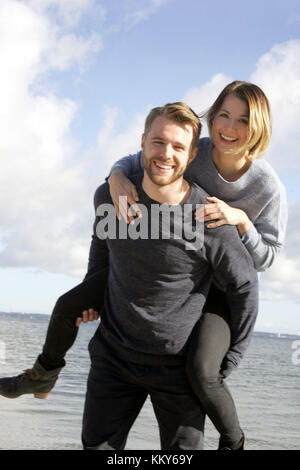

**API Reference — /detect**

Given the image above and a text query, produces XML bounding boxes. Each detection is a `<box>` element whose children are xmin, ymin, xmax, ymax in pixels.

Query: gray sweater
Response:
<box><xmin>111</xmin><ymin>138</ymin><xmax>288</xmax><ymax>271</ymax></box>
<box><xmin>86</xmin><ymin>174</ymin><xmax>258</xmax><ymax>377</ymax></box>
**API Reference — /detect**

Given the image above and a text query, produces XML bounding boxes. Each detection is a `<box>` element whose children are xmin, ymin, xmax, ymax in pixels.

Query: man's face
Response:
<box><xmin>141</xmin><ymin>116</ymin><xmax>197</xmax><ymax>187</ymax></box>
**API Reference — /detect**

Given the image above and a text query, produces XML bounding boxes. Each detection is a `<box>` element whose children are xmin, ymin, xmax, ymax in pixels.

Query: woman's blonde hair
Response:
<box><xmin>205</xmin><ymin>81</ymin><xmax>272</xmax><ymax>160</ymax></box>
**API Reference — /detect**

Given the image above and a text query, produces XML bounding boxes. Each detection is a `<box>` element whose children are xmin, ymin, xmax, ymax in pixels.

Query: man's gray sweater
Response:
<box><xmin>86</xmin><ymin>174</ymin><xmax>258</xmax><ymax>377</ymax></box>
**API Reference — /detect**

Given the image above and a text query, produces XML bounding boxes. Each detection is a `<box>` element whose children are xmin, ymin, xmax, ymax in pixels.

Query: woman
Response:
<box><xmin>0</xmin><ymin>81</ymin><xmax>287</xmax><ymax>450</ymax></box>
<box><xmin>106</xmin><ymin>81</ymin><xmax>288</xmax><ymax>450</ymax></box>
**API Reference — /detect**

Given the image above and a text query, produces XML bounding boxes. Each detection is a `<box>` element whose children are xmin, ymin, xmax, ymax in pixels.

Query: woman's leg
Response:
<box><xmin>186</xmin><ymin>284</ymin><xmax>244</xmax><ymax>450</ymax></box>
<box><xmin>40</xmin><ymin>267</ymin><xmax>109</xmax><ymax>369</ymax></box>
<box><xmin>0</xmin><ymin>267</ymin><xmax>109</xmax><ymax>399</ymax></box>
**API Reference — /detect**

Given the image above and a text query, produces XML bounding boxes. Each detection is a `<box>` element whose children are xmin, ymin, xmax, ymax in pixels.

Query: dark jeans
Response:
<box><xmin>186</xmin><ymin>283</ymin><xmax>244</xmax><ymax>449</ymax></box>
<box><xmin>39</xmin><ymin>268</ymin><xmax>109</xmax><ymax>369</ymax></box>
<box><xmin>82</xmin><ymin>332</ymin><xmax>205</xmax><ymax>450</ymax></box>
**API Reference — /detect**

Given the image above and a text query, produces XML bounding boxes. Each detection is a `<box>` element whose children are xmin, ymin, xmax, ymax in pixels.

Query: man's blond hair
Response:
<box><xmin>144</xmin><ymin>102</ymin><xmax>202</xmax><ymax>150</ymax></box>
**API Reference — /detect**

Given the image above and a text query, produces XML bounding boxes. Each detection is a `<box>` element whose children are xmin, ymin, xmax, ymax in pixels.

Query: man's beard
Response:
<box><xmin>142</xmin><ymin>151</ymin><xmax>186</xmax><ymax>187</ymax></box>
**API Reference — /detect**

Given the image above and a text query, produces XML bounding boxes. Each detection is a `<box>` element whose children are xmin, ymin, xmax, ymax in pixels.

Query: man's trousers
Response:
<box><xmin>82</xmin><ymin>332</ymin><xmax>205</xmax><ymax>450</ymax></box>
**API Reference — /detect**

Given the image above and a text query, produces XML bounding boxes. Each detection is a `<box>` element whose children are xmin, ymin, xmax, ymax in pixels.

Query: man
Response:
<box><xmin>80</xmin><ymin>102</ymin><xmax>258</xmax><ymax>450</ymax></box>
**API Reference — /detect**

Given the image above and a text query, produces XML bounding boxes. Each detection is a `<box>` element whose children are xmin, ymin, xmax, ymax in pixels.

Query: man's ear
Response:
<box><xmin>189</xmin><ymin>146</ymin><xmax>198</xmax><ymax>164</ymax></box>
<box><xmin>141</xmin><ymin>133</ymin><xmax>145</xmax><ymax>150</ymax></box>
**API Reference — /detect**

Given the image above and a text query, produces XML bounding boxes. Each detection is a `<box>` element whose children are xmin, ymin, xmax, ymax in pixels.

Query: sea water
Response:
<box><xmin>0</xmin><ymin>315</ymin><xmax>299</xmax><ymax>450</ymax></box>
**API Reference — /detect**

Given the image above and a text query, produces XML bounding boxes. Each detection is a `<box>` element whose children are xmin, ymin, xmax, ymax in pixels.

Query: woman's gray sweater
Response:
<box><xmin>110</xmin><ymin>137</ymin><xmax>288</xmax><ymax>272</ymax></box>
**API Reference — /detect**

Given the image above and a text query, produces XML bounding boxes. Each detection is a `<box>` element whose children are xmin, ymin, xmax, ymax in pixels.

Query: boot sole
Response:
<box><xmin>34</xmin><ymin>392</ymin><xmax>50</xmax><ymax>399</ymax></box>
<box><xmin>0</xmin><ymin>392</ymin><xmax>50</xmax><ymax>399</ymax></box>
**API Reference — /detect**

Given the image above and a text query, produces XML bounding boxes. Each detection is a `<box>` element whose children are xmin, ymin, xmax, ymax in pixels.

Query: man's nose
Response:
<box><xmin>160</xmin><ymin>144</ymin><xmax>172</xmax><ymax>160</ymax></box>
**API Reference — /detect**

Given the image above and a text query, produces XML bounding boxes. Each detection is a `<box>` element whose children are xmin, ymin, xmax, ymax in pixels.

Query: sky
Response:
<box><xmin>0</xmin><ymin>0</ymin><xmax>299</xmax><ymax>335</ymax></box>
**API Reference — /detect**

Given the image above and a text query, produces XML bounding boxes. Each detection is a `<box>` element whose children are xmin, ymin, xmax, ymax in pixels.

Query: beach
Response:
<box><xmin>0</xmin><ymin>314</ymin><xmax>299</xmax><ymax>450</ymax></box>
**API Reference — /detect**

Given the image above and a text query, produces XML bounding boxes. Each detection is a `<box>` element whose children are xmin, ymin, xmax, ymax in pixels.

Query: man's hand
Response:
<box><xmin>75</xmin><ymin>309</ymin><xmax>99</xmax><ymax>327</ymax></box>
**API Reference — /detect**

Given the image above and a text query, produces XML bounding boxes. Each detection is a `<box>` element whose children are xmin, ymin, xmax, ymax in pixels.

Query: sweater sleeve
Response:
<box><xmin>207</xmin><ymin>227</ymin><xmax>259</xmax><ymax>377</ymax></box>
<box><xmin>241</xmin><ymin>180</ymin><xmax>288</xmax><ymax>272</ymax></box>
<box><xmin>109</xmin><ymin>151</ymin><xmax>144</xmax><ymax>176</ymax></box>
<box><xmin>84</xmin><ymin>184</ymin><xmax>110</xmax><ymax>280</ymax></box>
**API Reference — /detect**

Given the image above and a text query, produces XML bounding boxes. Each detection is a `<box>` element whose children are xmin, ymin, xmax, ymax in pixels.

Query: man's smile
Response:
<box><xmin>152</xmin><ymin>160</ymin><xmax>175</xmax><ymax>173</ymax></box>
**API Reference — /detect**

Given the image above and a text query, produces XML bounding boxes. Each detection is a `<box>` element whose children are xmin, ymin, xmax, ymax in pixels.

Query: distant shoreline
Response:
<box><xmin>1</xmin><ymin>311</ymin><xmax>300</xmax><ymax>340</ymax></box>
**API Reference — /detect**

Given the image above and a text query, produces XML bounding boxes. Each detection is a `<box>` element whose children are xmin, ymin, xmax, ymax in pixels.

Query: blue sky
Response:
<box><xmin>0</xmin><ymin>0</ymin><xmax>300</xmax><ymax>335</ymax></box>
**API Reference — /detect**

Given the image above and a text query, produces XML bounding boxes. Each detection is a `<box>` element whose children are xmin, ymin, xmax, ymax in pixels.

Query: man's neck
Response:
<box><xmin>141</xmin><ymin>173</ymin><xmax>191</xmax><ymax>205</ymax></box>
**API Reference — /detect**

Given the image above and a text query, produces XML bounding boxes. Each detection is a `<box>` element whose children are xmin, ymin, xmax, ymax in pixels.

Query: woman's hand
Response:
<box><xmin>75</xmin><ymin>309</ymin><xmax>99</xmax><ymax>327</ymax></box>
<box><xmin>108</xmin><ymin>168</ymin><xmax>141</xmax><ymax>223</ymax></box>
<box><xmin>195</xmin><ymin>196</ymin><xmax>251</xmax><ymax>236</ymax></box>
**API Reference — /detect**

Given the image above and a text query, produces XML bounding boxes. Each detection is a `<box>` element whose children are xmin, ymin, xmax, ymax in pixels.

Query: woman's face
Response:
<box><xmin>212</xmin><ymin>94</ymin><xmax>249</xmax><ymax>156</ymax></box>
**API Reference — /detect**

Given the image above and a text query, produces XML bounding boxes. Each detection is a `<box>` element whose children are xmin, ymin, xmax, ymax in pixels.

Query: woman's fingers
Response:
<box><xmin>116</xmin><ymin>194</ymin><xmax>142</xmax><ymax>224</ymax></box>
<box><xmin>114</xmin><ymin>190</ymin><xmax>141</xmax><ymax>223</ymax></box>
<box><xmin>131</xmin><ymin>185</ymin><xmax>140</xmax><ymax>202</ymax></box>
<box><xmin>204</xmin><ymin>211</ymin><xmax>221</xmax><ymax>221</ymax></box>
<box><xmin>197</xmin><ymin>198</ymin><xmax>247</xmax><ymax>230</ymax></box>
<box><xmin>128</xmin><ymin>202</ymin><xmax>142</xmax><ymax>221</ymax></box>
<box><xmin>118</xmin><ymin>196</ymin><xmax>130</xmax><ymax>222</ymax></box>
<box><xmin>206</xmin><ymin>219</ymin><xmax>226</xmax><ymax>228</ymax></box>
<box><xmin>195</xmin><ymin>203</ymin><xmax>226</xmax><ymax>227</ymax></box>
<box><xmin>206</xmin><ymin>196</ymin><xmax>220</xmax><ymax>203</ymax></box>
<box><xmin>194</xmin><ymin>206</ymin><xmax>204</xmax><ymax>222</ymax></box>
<box><xmin>195</xmin><ymin>204</ymin><xmax>220</xmax><ymax>222</ymax></box>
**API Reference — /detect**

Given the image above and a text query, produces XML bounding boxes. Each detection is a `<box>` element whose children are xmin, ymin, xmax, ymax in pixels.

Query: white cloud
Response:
<box><xmin>260</xmin><ymin>252</ymin><xmax>300</xmax><ymax>302</ymax></box>
<box><xmin>0</xmin><ymin>0</ymin><xmax>102</xmax><ymax>78</ymax></box>
<box><xmin>250</xmin><ymin>39</ymin><xmax>300</xmax><ymax>171</ymax></box>
<box><xmin>183</xmin><ymin>73</ymin><xmax>232</xmax><ymax>113</ymax></box>
<box><xmin>96</xmin><ymin>106</ymin><xmax>145</xmax><ymax>170</ymax></box>
<box><xmin>44</xmin><ymin>30</ymin><xmax>102</xmax><ymax>72</ymax></box>
<box><xmin>183</xmin><ymin>73</ymin><xmax>233</xmax><ymax>137</ymax></box>
<box><xmin>25</xmin><ymin>0</ymin><xmax>98</xmax><ymax>26</ymax></box>
<box><xmin>0</xmin><ymin>0</ymin><xmax>176</xmax><ymax>279</ymax></box>
<box><xmin>0</xmin><ymin>0</ymin><xmax>102</xmax><ymax>277</ymax></box>
<box><xmin>248</xmin><ymin>41</ymin><xmax>300</xmax><ymax>302</ymax></box>
<box><xmin>260</xmin><ymin>201</ymin><xmax>300</xmax><ymax>304</ymax></box>
<box><xmin>123</xmin><ymin>0</ymin><xmax>170</xmax><ymax>29</ymax></box>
